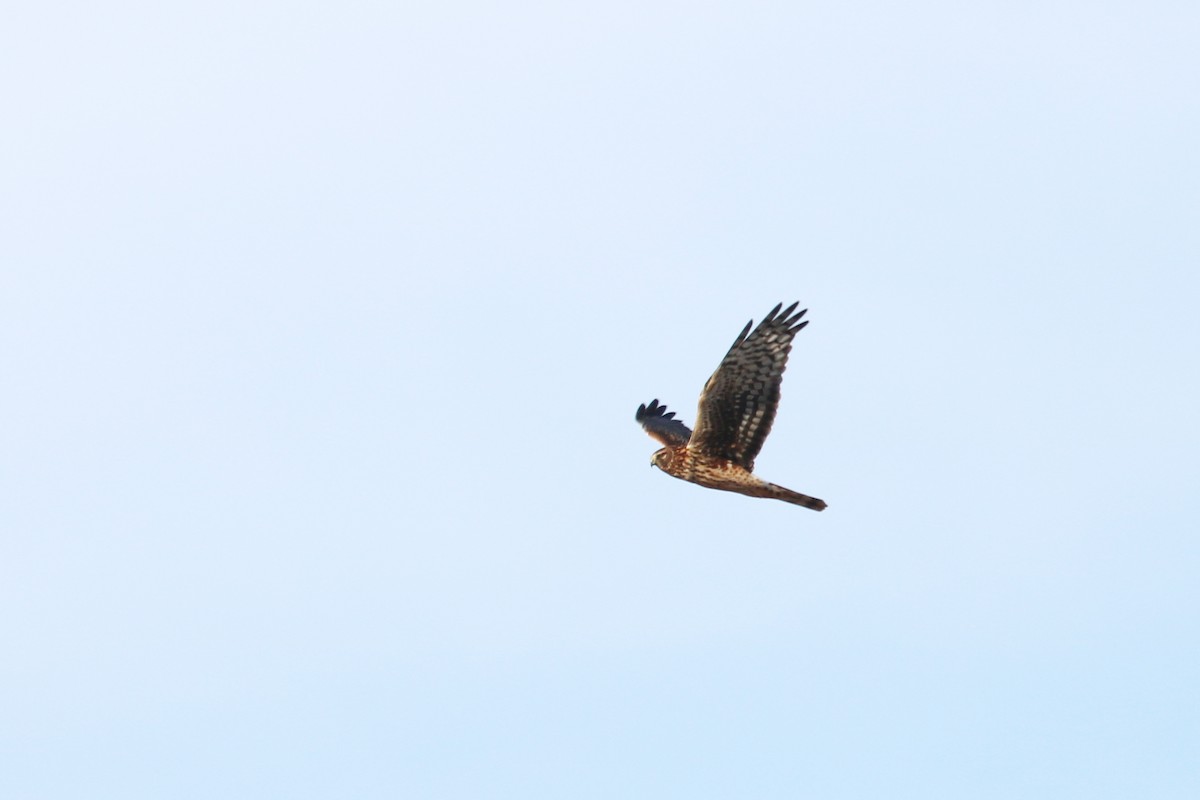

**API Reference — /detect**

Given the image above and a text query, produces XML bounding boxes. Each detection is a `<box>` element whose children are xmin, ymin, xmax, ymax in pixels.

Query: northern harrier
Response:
<box><xmin>636</xmin><ymin>302</ymin><xmax>827</xmax><ymax>511</ymax></box>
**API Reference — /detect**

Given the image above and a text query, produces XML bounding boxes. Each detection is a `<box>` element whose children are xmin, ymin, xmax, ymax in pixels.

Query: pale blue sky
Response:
<box><xmin>3</xmin><ymin>2</ymin><xmax>1198</xmax><ymax>798</ymax></box>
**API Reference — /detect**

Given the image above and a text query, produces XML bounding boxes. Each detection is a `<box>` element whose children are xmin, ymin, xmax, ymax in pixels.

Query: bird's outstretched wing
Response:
<box><xmin>687</xmin><ymin>302</ymin><xmax>808</xmax><ymax>470</ymax></box>
<box><xmin>636</xmin><ymin>399</ymin><xmax>693</xmax><ymax>447</ymax></box>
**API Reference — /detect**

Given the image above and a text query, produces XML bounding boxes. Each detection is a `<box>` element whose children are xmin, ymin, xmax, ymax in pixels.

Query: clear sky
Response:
<box><xmin>3</xmin><ymin>2</ymin><xmax>1198</xmax><ymax>798</ymax></box>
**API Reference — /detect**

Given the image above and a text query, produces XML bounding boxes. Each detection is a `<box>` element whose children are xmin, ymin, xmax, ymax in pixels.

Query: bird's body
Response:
<box><xmin>636</xmin><ymin>302</ymin><xmax>827</xmax><ymax>512</ymax></box>
<box><xmin>650</xmin><ymin>446</ymin><xmax>826</xmax><ymax>511</ymax></box>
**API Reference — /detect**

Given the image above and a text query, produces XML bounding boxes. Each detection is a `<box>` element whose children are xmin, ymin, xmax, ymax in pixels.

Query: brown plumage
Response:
<box><xmin>636</xmin><ymin>302</ymin><xmax>827</xmax><ymax>511</ymax></box>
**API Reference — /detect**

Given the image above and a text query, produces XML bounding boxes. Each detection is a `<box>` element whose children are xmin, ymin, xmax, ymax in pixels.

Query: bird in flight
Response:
<box><xmin>636</xmin><ymin>302</ymin><xmax>827</xmax><ymax>511</ymax></box>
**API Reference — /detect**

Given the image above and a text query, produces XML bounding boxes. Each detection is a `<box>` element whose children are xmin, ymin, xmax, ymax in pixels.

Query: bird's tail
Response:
<box><xmin>767</xmin><ymin>483</ymin><xmax>827</xmax><ymax>512</ymax></box>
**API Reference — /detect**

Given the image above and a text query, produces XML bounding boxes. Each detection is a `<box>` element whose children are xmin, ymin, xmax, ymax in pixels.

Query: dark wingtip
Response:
<box><xmin>753</xmin><ymin>302</ymin><xmax>809</xmax><ymax>334</ymax></box>
<box><xmin>784</xmin><ymin>304</ymin><xmax>809</xmax><ymax>331</ymax></box>
<box><xmin>636</xmin><ymin>399</ymin><xmax>666</xmax><ymax>422</ymax></box>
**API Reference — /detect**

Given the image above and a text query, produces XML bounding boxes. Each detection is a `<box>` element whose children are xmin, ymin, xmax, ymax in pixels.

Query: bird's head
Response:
<box><xmin>651</xmin><ymin>448</ymin><xmax>673</xmax><ymax>470</ymax></box>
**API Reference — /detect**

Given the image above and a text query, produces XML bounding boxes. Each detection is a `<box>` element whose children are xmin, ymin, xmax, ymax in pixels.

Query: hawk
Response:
<box><xmin>636</xmin><ymin>302</ymin><xmax>827</xmax><ymax>511</ymax></box>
